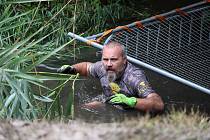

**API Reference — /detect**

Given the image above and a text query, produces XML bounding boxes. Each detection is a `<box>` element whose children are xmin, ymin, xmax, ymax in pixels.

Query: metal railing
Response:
<box><xmin>68</xmin><ymin>1</ymin><xmax>210</xmax><ymax>95</ymax></box>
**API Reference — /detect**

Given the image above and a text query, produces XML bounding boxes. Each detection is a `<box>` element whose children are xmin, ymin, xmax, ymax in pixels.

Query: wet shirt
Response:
<box><xmin>89</xmin><ymin>61</ymin><xmax>155</xmax><ymax>99</ymax></box>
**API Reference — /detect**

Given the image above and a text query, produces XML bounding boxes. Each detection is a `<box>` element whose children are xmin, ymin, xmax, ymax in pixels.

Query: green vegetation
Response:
<box><xmin>0</xmin><ymin>0</ymin><xmax>133</xmax><ymax>120</ymax></box>
<box><xmin>0</xmin><ymin>5</ymin><xmax>78</xmax><ymax>120</ymax></box>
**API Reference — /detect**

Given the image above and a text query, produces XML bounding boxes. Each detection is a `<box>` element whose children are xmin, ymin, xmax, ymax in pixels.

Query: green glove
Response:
<box><xmin>109</xmin><ymin>94</ymin><xmax>137</xmax><ymax>108</ymax></box>
<box><xmin>57</xmin><ymin>65</ymin><xmax>76</xmax><ymax>74</ymax></box>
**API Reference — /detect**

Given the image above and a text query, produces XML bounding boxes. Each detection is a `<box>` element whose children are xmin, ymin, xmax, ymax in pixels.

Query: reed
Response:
<box><xmin>0</xmin><ymin>0</ymin><xmax>80</xmax><ymax>120</ymax></box>
<box><xmin>0</xmin><ymin>0</ymin><xmax>148</xmax><ymax>120</ymax></box>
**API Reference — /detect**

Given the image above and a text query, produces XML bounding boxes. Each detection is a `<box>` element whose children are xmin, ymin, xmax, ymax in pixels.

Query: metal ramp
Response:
<box><xmin>68</xmin><ymin>1</ymin><xmax>210</xmax><ymax>95</ymax></box>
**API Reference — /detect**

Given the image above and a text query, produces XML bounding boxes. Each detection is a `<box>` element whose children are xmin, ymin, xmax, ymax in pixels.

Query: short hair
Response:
<box><xmin>103</xmin><ymin>41</ymin><xmax>127</xmax><ymax>58</ymax></box>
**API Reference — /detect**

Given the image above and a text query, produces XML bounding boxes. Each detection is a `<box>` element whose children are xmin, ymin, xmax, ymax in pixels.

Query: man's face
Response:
<box><xmin>102</xmin><ymin>46</ymin><xmax>126</xmax><ymax>81</ymax></box>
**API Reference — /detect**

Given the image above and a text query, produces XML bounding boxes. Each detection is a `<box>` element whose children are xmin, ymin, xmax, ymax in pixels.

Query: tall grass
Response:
<box><xmin>0</xmin><ymin>27</ymin><xmax>77</xmax><ymax>121</ymax></box>
<box><xmin>0</xmin><ymin>0</ymin><xmax>140</xmax><ymax>120</ymax></box>
<box><xmin>0</xmin><ymin>1</ymin><xmax>80</xmax><ymax>120</ymax></box>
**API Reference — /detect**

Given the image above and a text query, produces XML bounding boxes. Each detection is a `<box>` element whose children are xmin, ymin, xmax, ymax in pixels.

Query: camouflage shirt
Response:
<box><xmin>89</xmin><ymin>61</ymin><xmax>154</xmax><ymax>99</ymax></box>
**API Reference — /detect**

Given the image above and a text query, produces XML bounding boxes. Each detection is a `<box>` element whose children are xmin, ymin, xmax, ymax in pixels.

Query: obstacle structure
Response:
<box><xmin>68</xmin><ymin>1</ymin><xmax>210</xmax><ymax>94</ymax></box>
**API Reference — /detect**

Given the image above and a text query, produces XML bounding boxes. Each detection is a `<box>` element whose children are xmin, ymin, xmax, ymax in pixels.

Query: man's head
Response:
<box><xmin>102</xmin><ymin>41</ymin><xmax>127</xmax><ymax>82</ymax></box>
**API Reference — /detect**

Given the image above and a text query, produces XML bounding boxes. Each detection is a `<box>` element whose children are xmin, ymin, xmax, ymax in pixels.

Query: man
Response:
<box><xmin>58</xmin><ymin>41</ymin><xmax>164</xmax><ymax>112</ymax></box>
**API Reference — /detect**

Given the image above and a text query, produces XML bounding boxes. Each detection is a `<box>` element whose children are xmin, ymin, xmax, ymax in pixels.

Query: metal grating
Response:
<box><xmin>67</xmin><ymin>1</ymin><xmax>210</xmax><ymax>94</ymax></box>
<box><xmin>108</xmin><ymin>3</ymin><xmax>210</xmax><ymax>91</ymax></box>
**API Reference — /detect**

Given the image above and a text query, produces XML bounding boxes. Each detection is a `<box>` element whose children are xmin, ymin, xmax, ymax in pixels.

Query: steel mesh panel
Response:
<box><xmin>109</xmin><ymin>4</ymin><xmax>210</xmax><ymax>90</ymax></box>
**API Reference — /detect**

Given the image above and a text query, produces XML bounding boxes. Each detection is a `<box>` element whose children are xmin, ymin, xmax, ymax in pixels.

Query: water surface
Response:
<box><xmin>38</xmin><ymin>47</ymin><xmax>210</xmax><ymax>122</ymax></box>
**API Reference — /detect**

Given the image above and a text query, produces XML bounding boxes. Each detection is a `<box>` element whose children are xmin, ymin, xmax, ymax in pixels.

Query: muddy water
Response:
<box><xmin>37</xmin><ymin>0</ymin><xmax>210</xmax><ymax>122</ymax></box>
<box><xmin>39</xmin><ymin>47</ymin><xmax>210</xmax><ymax>122</ymax></box>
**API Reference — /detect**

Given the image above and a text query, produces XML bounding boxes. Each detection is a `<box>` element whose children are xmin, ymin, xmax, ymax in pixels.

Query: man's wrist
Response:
<box><xmin>127</xmin><ymin>97</ymin><xmax>137</xmax><ymax>108</ymax></box>
<box><xmin>57</xmin><ymin>65</ymin><xmax>77</xmax><ymax>74</ymax></box>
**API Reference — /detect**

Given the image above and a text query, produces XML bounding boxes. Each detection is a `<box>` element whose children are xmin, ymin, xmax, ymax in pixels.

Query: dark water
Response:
<box><xmin>36</xmin><ymin>0</ymin><xmax>210</xmax><ymax>122</ymax></box>
<box><xmin>39</xmin><ymin>47</ymin><xmax>210</xmax><ymax>122</ymax></box>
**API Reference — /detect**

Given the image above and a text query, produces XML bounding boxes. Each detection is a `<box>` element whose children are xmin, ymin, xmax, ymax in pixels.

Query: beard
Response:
<box><xmin>106</xmin><ymin>71</ymin><xmax>117</xmax><ymax>82</ymax></box>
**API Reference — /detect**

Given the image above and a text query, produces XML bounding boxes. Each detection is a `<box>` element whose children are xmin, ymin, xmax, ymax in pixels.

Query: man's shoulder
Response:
<box><xmin>125</xmin><ymin>62</ymin><xmax>144</xmax><ymax>75</ymax></box>
<box><xmin>123</xmin><ymin>62</ymin><xmax>146</xmax><ymax>85</ymax></box>
<box><xmin>89</xmin><ymin>61</ymin><xmax>106</xmax><ymax>77</ymax></box>
<box><xmin>124</xmin><ymin>62</ymin><xmax>154</xmax><ymax>97</ymax></box>
<box><xmin>91</xmin><ymin>61</ymin><xmax>103</xmax><ymax>69</ymax></box>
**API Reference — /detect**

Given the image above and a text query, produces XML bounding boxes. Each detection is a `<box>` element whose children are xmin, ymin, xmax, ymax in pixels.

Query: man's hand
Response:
<box><xmin>108</xmin><ymin>94</ymin><xmax>137</xmax><ymax>108</ymax></box>
<box><xmin>57</xmin><ymin>65</ymin><xmax>76</xmax><ymax>74</ymax></box>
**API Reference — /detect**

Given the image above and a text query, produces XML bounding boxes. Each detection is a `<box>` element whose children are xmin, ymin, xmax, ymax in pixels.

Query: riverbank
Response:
<box><xmin>0</xmin><ymin>111</ymin><xmax>209</xmax><ymax>140</ymax></box>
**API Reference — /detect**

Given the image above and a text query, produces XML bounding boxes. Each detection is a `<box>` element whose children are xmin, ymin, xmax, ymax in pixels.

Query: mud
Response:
<box><xmin>1</xmin><ymin>113</ymin><xmax>210</xmax><ymax>140</ymax></box>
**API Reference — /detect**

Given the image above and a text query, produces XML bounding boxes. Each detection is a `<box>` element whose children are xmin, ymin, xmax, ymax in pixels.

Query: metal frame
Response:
<box><xmin>67</xmin><ymin>1</ymin><xmax>210</xmax><ymax>95</ymax></box>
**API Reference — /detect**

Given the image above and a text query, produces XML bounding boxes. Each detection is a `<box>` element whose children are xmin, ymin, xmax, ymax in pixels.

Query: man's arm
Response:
<box><xmin>135</xmin><ymin>93</ymin><xmax>164</xmax><ymax>112</ymax></box>
<box><xmin>72</xmin><ymin>62</ymin><xmax>92</xmax><ymax>76</ymax></box>
<box><xmin>58</xmin><ymin>62</ymin><xmax>92</xmax><ymax>76</ymax></box>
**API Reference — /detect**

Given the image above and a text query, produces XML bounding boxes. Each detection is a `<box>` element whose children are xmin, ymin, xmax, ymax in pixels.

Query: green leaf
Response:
<box><xmin>2</xmin><ymin>0</ymin><xmax>53</xmax><ymax>4</ymax></box>
<box><xmin>0</xmin><ymin>5</ymin><xmax>12</xmax><ymax>20</ymax></box>
<box><xmin>33</xmin><ymin>94</ymin><xmax>54</xmax><ymax>102</ymax></box>
<box><xmin>4</xmin><ymin>69</ymin><xmax>42</xmax><ymax>83</ymax></box>
<box><xmin>0</xmin><ymin>10</ymin><xmax>31</xmax><ymax>27</ymax></box>
<box><xmin>25</xmin><ymin>39</ymin><xmax>75</xmax><ymax>72</ymax></box>
<box><xmin>9</xmin><ymin>94</ymin><xmax>19</xmax><ymax>118</ymax></box>
<box><xmin>0</xmin><ymin>21</ymin><xmax>38</xmax><ymax>33</ymax></box>
<box><xmin>4</xmin><ymin>93</ymin><xmax>16</xmax><ymax>108</ymax></box>
<box><xmin>4</xmin><ymin>73</ymin><xmax>33</xmax><ymax>107</ymax></box>
<box><xmin>27</xmin><ymin>72</ymin><xmax>79</xmax><ymax>81</ymax></box>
